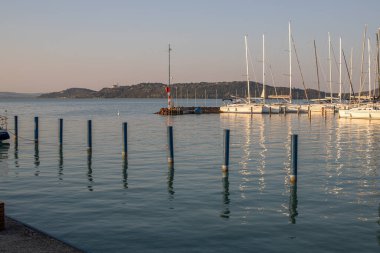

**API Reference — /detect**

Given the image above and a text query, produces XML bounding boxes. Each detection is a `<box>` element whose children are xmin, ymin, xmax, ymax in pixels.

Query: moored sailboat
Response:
<box><xmin>220</xmin><ymin>35</ymin><xmax>279</xmax><ymax>114</ymax></box>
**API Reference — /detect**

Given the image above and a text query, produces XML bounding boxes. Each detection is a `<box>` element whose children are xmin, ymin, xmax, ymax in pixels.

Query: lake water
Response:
<box><xmin>0</xmin><ymin>98</ymin><xmax>379</xmax><ymax>252</ymax></box>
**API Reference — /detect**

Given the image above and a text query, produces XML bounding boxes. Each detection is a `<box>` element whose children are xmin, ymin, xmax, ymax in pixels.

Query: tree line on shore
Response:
<box><xmin>39</xmin><ymin>81</ymin><xmax>374</xmax><ymax>100</ymax></box>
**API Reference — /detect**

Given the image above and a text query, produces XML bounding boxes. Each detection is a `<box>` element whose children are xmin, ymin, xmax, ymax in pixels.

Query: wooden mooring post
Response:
<box><xmin>14</xmin><ymin>115</ymin><xmax>18</xmax><ymax>140</ymax></box>
<box><xmin>122</xmin><ymin>122</ymin><xmax>128</xmax><ymax>159</ymax></box>
<box><xmin>34</xmin><ymin>116</ymin><xmax>39</xmax><ymax>143</ymax></box>
<box><xmin>222</xmin><ymin>129</ymin><xmax>230</xmax><ymax>172</ymax></box>
<box><xmin>167</xmin><ymin>126</ymin><xmax>174</xmax><ymax>164</ymax></box>
<box><xmin>59</xmin><ymin>118</ymin><xmax>63</xmax><ymax>145</ymax></box>
<box><xmin>87</xmin><ymin>120</ymin><xmax>92</xmax><ymax>152</ymax></box>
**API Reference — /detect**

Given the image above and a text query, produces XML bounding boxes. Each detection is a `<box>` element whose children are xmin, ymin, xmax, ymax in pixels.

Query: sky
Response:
<box><xmin>0</xmin><ymin>0</ymin><xmax>379</xmax><ymax>93</ymax></box>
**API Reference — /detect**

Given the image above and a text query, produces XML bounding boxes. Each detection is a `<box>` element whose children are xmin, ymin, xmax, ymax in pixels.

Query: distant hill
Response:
<box><xmin>0</xmin><ymin>92</ymin><xmax>41</xmax><ymax>98</ymax></box>
<box><xmin>39</xmin><ymin>88</ymin><xmax>97</xmax><ymax>98</ymax></box>
<box><xmin>39</xmin><ymin>81</ymin><xmax>336</xmax><ymax>99</ymax></box>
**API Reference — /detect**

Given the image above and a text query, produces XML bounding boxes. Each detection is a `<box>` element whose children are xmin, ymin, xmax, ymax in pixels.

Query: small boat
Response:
<box><xmin>0</xmin><ymin>115</ymin><xmax>10</xmax><ymax>142</ymax></box>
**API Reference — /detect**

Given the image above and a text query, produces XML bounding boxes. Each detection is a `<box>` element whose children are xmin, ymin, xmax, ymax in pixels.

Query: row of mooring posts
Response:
<box><xmin>13</xmin><ymin>117</ymin><xmax>130</xmax><ymax>160</ymax></box>
<box><xmin>12</xmin><ymin>116</ymin><xmax>298</xmax><ymax>183</ymax></box>
<box><xmin>165</xmin><ymin>125</ymin><xmax>298</xmax><ymax>184</ymax></box>
<box><xmin>11</xmin><ymin>116</ymin><xmax>299</xmax><ymax>222</ymax></box>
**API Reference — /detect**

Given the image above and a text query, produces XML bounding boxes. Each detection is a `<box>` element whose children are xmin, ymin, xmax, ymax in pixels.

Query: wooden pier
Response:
<box><xmin>156</xmin><ymin>107</ymin><xmax>221</xmax><ymax>115</ymax></box>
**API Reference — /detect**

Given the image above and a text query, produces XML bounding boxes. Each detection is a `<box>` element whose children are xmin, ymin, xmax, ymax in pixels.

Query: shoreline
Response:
<box><xmin>0</xmin><ymin>216</ymin><xmax>85</xmax><ymax>253</ymax></box>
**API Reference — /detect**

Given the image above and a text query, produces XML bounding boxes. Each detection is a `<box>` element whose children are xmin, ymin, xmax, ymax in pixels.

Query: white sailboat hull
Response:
<box><xmin>220</xmin><ymin>104</ymin><xmax>280</xmax><ymax>114</ymax></box>
<box><xmin>285</xmin><ymin>104</ymin><xmax>309</xmax><ymax>113</ymax></box>
<box><xmin>338</xmin><ymin>109</ymin><xmax>351</xmax><ymax>118</ymax></box>
<box><xmin>339</xmin><ymin>107</ymin><xmax>380</xmax><ymax>119</ymax></box>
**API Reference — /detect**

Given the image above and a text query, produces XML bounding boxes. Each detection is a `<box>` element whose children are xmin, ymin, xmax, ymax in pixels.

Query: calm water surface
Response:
<box><xmin>0</xmin><ymin>98</ymin><xmax>379</xmax><ymax>252</ymax></box>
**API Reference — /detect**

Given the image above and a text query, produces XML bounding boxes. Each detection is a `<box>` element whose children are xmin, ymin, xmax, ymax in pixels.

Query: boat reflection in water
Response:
<box><xmin>337</xmin><ymin>118</ymin><xmax>380</xmax><ymax>206</ymax></box>
<box><xmin>220</xmin><ymin>113</ymin><xmax>268</xmax><ymax>221</ymax></box>
<box><xmin>0</xmin><ymin>143</ymin><xmax>10</xmax><ymax>176</ymax></box>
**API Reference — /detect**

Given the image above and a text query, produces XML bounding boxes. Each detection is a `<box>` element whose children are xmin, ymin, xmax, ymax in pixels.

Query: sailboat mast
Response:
<box><xmin>339</xmin><ymin>37</ymin><xmax>342</xmax><ymax>103</ymax></box>
<box><xmin>263</xmin><ymin>34</ymin><xmax>266</xmax><ymax>104</ymax></box>
<box><xmin>169</xmin><ymin>44</ymin><xmax>171</xmax><ymax>87</ymax></box>
<box><xmin>343</xmin><ymin>50</ymin><xmax>356</xmax><ymax>101</ymax></box>
<box><xmin>359</xmin><ymin>25</ymin><xmax>367</xmax><ymax>103</ymax></box>
<box><xmin>350</xmin><ymin>48</ymin><xmax>353</xmax><ymax>100</ymax></box>
<box><xmin>377</xmin><ymin>29</ymin><xmax>380</xmax><ymax>98</ymax></box>
<box><xmin>289</xmin><ymin>21</ymin><xmax>292</xmax><ymax>103</ymax></box>
<box><xmin>167</xmin><ymin>44</ymin><xmax>173</xmax><ymax>108</ymax></box>
<box><xmin>328</xmin><ymin>32</ymin><xmax>332</xmax><ymax>103</ymax></box>
<box><xmin>314</xmin><ymin>40</ymin><xmax>321</xmax><ymax>100</ymax></box>
<box><xmin>368</xmin><ymin>38</ymin><xmax>371</xmax><ymax>99</ymax></box>
<box><xmin>245</xmin><ymin>35</ymin><xmax>251</xmax><ymax>104</ymax></box>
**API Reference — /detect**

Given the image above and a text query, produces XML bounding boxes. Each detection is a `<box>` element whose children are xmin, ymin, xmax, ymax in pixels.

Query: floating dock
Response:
<box><xmin>156</xmin><ymin>107</ymin><xmax>221</xmax><ymax>115</ymax></box>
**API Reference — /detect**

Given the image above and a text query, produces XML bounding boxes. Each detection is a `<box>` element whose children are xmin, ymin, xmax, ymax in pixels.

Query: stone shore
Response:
<box><xmin>0</xmin><ymin>216</ymin><xmax>84</xmax><ymax>253</ymax></box>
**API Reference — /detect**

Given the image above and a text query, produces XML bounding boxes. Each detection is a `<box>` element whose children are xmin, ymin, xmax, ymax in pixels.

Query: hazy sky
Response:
<box><xmin>0</xmin><ymin>0</ymin><xmax>379</xmax><ymax>93</ymax></box>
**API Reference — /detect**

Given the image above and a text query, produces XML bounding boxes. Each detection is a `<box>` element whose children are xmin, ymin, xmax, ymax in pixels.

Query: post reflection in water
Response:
<box><xmin>289</xmin><ymin>184</ymin><xmax>298</xmax><ymax>224</ymax></box>
<box><xmin>58</xmin><ymin>145</ymin><xmax>63</xmax><ymax>180</ymax></box>
<box><xmin>14</xmin><ymin>140</ymin><xmax>19</xmax><ymax>168</ymax></box>
<box><xmin>34</xmin><ymin>143</ymin><xmax>40</xmax><ymax>176</ymax></box>
<box><xmin>122</xmin><ymin>159</ymin><xmax>128</xmax><ymax>189</ymax></box>
<box><xmin>87</xmin><ymin>152</ymin><xmax>94</xmax><ymax>192</ymax></box>
<box><xmin>378</xmin><ymin>203</ymin><xmax>380</xmax><ymax>245</ymax></box>
<box><xmin>220</xmin><ymin>171</ymin><xmax>230</xmax><ymax>219</ymax></box>
<box><xmin>167</xmin><ymin>164</ymin><xmax>175</xmax><ymax>198</ymax></box>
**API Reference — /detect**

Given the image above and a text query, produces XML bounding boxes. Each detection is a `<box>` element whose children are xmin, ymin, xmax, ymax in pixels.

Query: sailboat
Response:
<box><xmin>284</xmin><ymin>21</ymin><xmax>307</xmax><ymax>113</ymax></box>
<box><xmin>339</xmin><ymin>28</ymin><xmax>380</xmax><ymax>119</ymax></box>
<box><xmin>220</xmin><ymin>35</ymin><xmax>279</xmax><ymax>114</ymax></box>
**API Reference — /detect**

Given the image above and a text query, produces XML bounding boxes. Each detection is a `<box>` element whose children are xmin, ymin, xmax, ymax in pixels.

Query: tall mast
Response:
<box><xmin>292</xmin><ymin>33</ymin><xmax>309</xmax><ymax>100</ymax></box>
<box><xmin>245</xmin><ymin>35</ymin><xmax>251</xmax><ymax>104</ymax></box>
<box><xmin>262</xmin><ymin>34</ymin><xmax>266</xmax><ymax>103</ymax></box>
<box><xmin>167</xmin><ymin>44</ymin><xmax>173</xmax><ymax>108</ymax></box>
<box><xmin>314</xmin><ymin>40</ymin><xmax>321</xmax><ymax>100</ymax></box>
<box><xmin>169</xmin><ymin>44</ymin><xmax>171</xmax><ymax>87</ymax></box>
<box><xmin>350</xmin><ymin>48</ymin><xmax>353</xmax><ymax>100</ymax></box>
<box><xmin>359</xmin><ymin>25</ymin><xmax>367</xmax><ymax>103</ymax></box>
<box><xmin>368</xmin><ymin>38</ymin><xmax>371</xmax><ymax>99</ymax></box>
<box><xmin>339</xmin><ymin>37</ymin><xmax>342</xmax><ymax>103</ymax></box>
<box><xmin>289</xmin><ymin>21</ymin><xmax>292</xmax><ymax>103</ymax></box>
<box><xmin>343</xmin><ymin>50</ymin><xmax>356</xmax><ymax>101</ymax></box>
<box><xmin>377</xmin><ymin>29</ymin><xmax>380</xmax><ymax>98</ymax></box>
<box><xmin>328</xmin><ymin>32</ymin><xmax>332</xmax><ymax>103</ymax></box>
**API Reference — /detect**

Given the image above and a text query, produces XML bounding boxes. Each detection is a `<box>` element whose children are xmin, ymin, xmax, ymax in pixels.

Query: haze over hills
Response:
<box><xmin>39</xmin><ymin>81</ymin><xmax>340</xmax><ymax>100</ymax></box>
